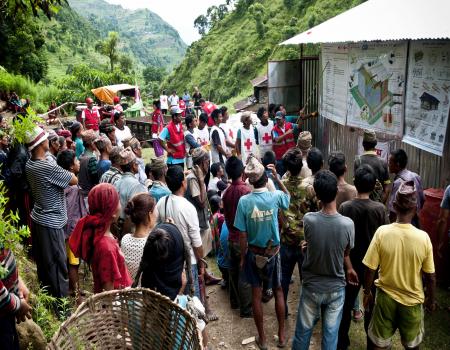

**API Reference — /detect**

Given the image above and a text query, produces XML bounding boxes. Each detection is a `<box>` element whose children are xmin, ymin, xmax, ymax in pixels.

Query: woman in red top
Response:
<box><xmin>69</xmin><ymin>183</ymin><xmax>132</xmax><ymax>293</ymax></box>
<box><xmin>151</xmin><ymin>100</ymin><xmax>165</xmax><ymax>157</ymax></box>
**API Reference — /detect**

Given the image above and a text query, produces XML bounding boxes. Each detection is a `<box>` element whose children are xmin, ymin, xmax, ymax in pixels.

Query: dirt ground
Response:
<box><xmin>205</xmin><ymin>266</ymin><xmax>321</xmax><ymax>350</ymax></box>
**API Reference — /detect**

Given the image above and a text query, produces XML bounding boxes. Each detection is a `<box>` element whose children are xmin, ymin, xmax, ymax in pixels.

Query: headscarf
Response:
<box><xmin>69</xmin><ymin>183</ymin><xmax>119</xmax><ymax>263</ymax></box>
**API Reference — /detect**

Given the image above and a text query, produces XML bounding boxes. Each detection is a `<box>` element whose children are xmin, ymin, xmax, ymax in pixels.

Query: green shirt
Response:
<box><xmin>280</xmin><ymin>173</ymin><xmax>320</xmax><ymax>246</ymax></box>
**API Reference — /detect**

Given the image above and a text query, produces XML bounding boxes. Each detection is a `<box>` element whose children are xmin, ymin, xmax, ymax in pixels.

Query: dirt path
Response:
<box><xmin>205</xmin><ymin>273</ymin><xmax>321</xmax><ymax>350</ymax></box>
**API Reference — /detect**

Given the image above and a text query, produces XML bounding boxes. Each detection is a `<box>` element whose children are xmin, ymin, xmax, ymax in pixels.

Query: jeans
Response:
<box><xmin>228</xmin><ymin>241</ymin><xmax>252</xmax><ymax>315</ymax></box>
<box><xmin>292</xmin><ymin>286</ymin><xmax>345</xmax><ymax>350</ymax></box>
<box><xmin>280</xmin><ymin>243</ymin><xmax>303</xmax><ymax>315</ymax></box>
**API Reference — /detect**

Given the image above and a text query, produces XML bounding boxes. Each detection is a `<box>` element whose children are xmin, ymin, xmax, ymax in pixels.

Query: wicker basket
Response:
<box><xmin>48</xmin><ymin>288</ymin><xmax>202</xmax><ymax>350</ymax></box>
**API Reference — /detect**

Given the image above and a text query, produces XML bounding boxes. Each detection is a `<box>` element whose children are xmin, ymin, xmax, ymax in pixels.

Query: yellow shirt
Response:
<box><xmin>363</xmin><ymin>223</ymin><xmax>434</xmax><ymax>306</ymax></box>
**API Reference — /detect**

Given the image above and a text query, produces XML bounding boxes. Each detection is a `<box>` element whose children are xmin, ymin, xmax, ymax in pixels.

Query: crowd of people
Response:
<box><xmin>0</xmin><ymin>91</ymin><xmax>448</xmax><ymax>350</ymax></box>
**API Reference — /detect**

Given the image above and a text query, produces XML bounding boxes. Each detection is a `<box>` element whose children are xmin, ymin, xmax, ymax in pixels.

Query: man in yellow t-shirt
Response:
<box><xmin>362</xmin><ymin>180</ymin><xmax>436</xmax><ymax>350</ymax></box>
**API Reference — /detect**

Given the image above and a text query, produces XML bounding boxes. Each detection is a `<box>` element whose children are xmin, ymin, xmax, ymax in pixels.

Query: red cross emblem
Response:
<box><xmin>229</xmin><ymin>129</ymin><xmax>234</xmax><ymax>139</ymax></box>
<box><xmin>200</xmin><ymin>139</ymin><xmax>208</xmax><ymax>146</ymax></box>
<box><xmin>262</xmin><ymin>133</ymin><xmax>271</xmax><ymax>144</ymax></box>
<box><xmin>244</xmin><ymin>138</ymin><xmax>253</xmax><ymax>151</ymax></box>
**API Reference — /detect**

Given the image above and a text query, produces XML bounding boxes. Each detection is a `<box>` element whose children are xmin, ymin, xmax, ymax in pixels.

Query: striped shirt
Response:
<box><xmin>0</xmin><ymin>249</ymin><xmax>20</xmax><ymax>315</ymax></box>
<box><xmin>26</xmin><ymin>158</ymin><xmax>72</xmax><ymax>229</ymax></box>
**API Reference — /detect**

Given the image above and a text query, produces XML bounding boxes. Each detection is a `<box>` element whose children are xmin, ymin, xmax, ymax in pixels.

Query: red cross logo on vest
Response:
<box><xmin>262</xmin><ymin>133</ymin><xmax>271</xmax><ymax>144</ymax></box>
<box><xmin>229</xmin><ymin>129</ymin><xmax>234</xmax><ymax>139</ymax></box>
<box><xmin>244</xmin><ymin>138</ymin><xmax>253</xmax><ymax>151</ymax></box>
<box><xmin>200</xmin><ymin>139</ymin><xmax>208</xmax><ymax>146</ymax></box>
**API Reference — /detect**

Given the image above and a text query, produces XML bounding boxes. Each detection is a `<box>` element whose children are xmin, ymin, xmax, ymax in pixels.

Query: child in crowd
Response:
<box><xmin>70</xmin><ymin>121</ymin><xmax>84</xmax><ymax>159</ymax></box>
<box><xmin>208</xmin><ymin>162</ymin><xmax>225</xmax><ymax>192</ymax></box>
<box><xmin>121</xmin><ymin>193</ymin><xmax>157</xmax><ymax>281</ymax></box>
<box><xmin>151</xmin><ymin>100</ymin><xmax>165</xmax><ymax>158</ymax></box>
<box><xmin>95</xmin><ymin>134</ymin><xmax>112</xmax><ymax>178</ymax></box>
<box><xmin>57</xmin><ymin>150</ymin><xmax>87</xmax><ymax>302</ymax></box>
<box><xmin>129</xmin><ymin>137</ymin><xmax>147</xmax><ymax>185</ymax></box>
<box><xmin>209</xmin><ymin>194</ymin><xmax>224</xmax><ymax>257</ymax></box>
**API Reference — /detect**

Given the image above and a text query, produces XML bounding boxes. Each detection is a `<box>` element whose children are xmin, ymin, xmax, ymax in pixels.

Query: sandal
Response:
<box><xmin>255</xmin><ymin>336</ymin><xmax>268</xmax><ymax>350</ymax></box>
<box><xmin>277</xmin><ymin>339</ymin><xmax>288</xmax><ymax>348</ymax></box>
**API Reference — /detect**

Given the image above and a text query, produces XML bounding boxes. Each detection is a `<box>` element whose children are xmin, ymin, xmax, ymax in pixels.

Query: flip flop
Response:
<box><xmin>277</xmin><ymin>338</ymin><xmax>288</xmax><ymax>348</ymax></box>
<box><xmin>255</xmin><ymin>336</ymin><xmax>268</xmax><ymax>350</ymax></box>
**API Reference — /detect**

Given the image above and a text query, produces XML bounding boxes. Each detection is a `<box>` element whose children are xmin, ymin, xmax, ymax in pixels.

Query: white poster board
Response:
<box><xmin>320</xmin><ymin>44</ymin><xmax>349</xmax><ymax>125</ymax></box>
<box><xmin>402</xmin><ymin>41</ymin><xmax>450</xmax><ymax>156</ymax></box>
<box><xmin>346</xmin><ymin>42</ymin><xmax>407</xmax><ymax>136</ymax></box>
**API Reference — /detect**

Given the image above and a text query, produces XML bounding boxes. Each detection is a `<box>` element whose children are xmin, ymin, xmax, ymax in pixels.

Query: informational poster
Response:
<box><xmin>403</xmin><ymin>41</ymin><xmax>450</xmax><ymax>156</ymax></box>
<box><xmin>320</xmin><ymin>44</ymin><xmax>349</xmax><ymax>125</ymax></box>
<box><xmin>346</xmin><ymin>42</ymin><xmax>407</xmax><ymax>136</ymax></box>
<box><xmin>357</xmin><ymin>136</ymin><xmax>391</xmax><ymax>162</ymax></box>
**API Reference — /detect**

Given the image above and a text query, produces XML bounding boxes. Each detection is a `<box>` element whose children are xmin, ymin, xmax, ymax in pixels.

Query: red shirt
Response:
<box><xmin>151</xmin><ymin>109</ymin><xmax>164</xmax><ymax>134</ymax></box>
<box><xmin>91</xmin><ymin>235</ymin><xmax>132</xmax><ymax>293</ymax></box>
<box><xmin>222</xmin><ymin>179</ymin><xmax>251</xmax><ymax>242</ymax></box>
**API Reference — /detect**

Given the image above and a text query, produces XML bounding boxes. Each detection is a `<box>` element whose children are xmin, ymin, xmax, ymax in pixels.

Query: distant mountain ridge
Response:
<box><xmin>68</xmin><ymin>0</ymin><xmax>187</xmax><ymax>70</ymax></box>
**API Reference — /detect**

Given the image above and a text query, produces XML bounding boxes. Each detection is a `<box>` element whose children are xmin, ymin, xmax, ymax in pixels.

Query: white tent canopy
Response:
<box><xmin>280</xmin><ymin>0</ymin><xmax>450</xmax><ymax>45</ymax></box>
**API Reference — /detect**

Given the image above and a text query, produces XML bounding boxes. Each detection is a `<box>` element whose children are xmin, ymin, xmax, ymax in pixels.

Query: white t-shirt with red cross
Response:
<box><xmin>256</xmin><ymin>119</ymin><xmax>274</xmax><ymax>158</ymax></box>
<box><xmin>238</xmin><ymin>126</ymin><xmax>257</xmax><ymax>164</ymax></box>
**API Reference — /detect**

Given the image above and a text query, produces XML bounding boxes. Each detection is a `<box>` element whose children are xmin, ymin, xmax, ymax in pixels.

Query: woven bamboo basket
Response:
<box><xmin>48</xmin><ymin>288</ymin><xmax>202</xmax><ymax>350</ymax></box>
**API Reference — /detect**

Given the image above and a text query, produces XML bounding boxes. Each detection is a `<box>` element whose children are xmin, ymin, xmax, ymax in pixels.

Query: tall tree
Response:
<box><xmin>194</xmin><ymin>14</ymin><xmax>209</xmax><ymax>36</ymax></box>
<box><xmin>95</xmin><ymin>31</ymin><xmax>120</xmax><ymax>72</ymax></box>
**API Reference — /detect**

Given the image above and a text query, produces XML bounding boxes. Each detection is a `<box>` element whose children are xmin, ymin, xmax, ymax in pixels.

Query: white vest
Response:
<box><xmin>239</xmin><ymin>126</ymin><xmax>257</xmax><ymax>164</ymax></box>
<box><xmin>210</xmin><ymin>125</ymin><xmax>227</xmax><ymax>163</ymax></box>
<box><xmin>184</xmin><ymin>128</ymin><xmax>198</xmax><ymax>169</ymax></box>
<box><xmin>220</xmin><ymin>122</ymin><xmax>236</xmax><ymax>143</ymax></box>
<box><xmin>196</xmin><ymin>126</ymin><xmax>210</xmax><ymax>147</ymax></box>
<box><xmin>256</xmin><ymin>120</ymin><xmax>274</xmax><ymax>158</ymax></box>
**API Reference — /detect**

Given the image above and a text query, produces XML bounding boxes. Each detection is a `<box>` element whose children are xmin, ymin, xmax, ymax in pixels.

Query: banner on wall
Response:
<box><xmin>320</xmin><ymin>44</ymin><xmax>349</xmax><ymax>125</ymax></box>
<box><xmin>346</xmin><ymin>42</ymin><xmax>407</xmax><ymax>137</ymax></box>
<box><xmin>402</xmin><ymin>41</ymin><xmax>450</xmax><ymax>156</ymax></box>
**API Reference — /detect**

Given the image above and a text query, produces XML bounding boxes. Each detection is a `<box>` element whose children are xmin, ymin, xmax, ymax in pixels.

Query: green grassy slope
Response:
<box><xmin>42</xmin><ymin>6</ymin><xmax>108</xmax><ymax>80</ymax></box>
<box><xmin>68</xmin><ymin>0</ymin><xmax>187</xmax><ymax>70</ymax></box>
<box><xmin>164</xmin><ymin>0</ymin><xmax>365</xmax><ymax>104</ymax></box>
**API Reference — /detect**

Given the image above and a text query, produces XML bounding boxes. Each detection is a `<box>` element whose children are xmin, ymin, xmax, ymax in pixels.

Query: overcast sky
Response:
<box><xmin>105</xmin><ymin>0</ymin><xmax>225</xmax><ymax>44</ymax></box>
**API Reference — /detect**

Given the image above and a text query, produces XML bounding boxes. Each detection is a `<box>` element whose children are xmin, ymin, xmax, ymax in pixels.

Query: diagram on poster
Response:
<box><xmin>403</xmin><ymin>41</ymin><xmax>450</xmax><ymax>156</ymax></box>
<box><xmin>346</xmin><ymin>42</ymin><xmax>407</xmax><ymax>136</ymax></box>
<box><xmin>320</xmin><ymin>44</ymin><xmax>349</xmax><ymax>125</ymax></box>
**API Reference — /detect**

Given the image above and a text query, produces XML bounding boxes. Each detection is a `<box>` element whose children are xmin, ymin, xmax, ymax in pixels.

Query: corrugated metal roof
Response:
<box><xmin>280</xmin><ymin>0</ymin><xmax>450</xmax><ymax>45</ymax></box>
<box><xmin>250</xmin><ymin>75</ymin><xmax>268</xmax><ymax>87</ymax></box>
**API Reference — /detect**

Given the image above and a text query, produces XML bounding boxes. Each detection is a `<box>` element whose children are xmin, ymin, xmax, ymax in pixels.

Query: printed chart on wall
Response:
<box><xmin>346</xmin><ymin>42</ymin><xmax>407</xmax><ymax>136</ymax></box>
<box><xmin>320</xmin><ymin>44</ymin><xmax>349</xmax><ymax>125</ymax></box>
<box><xmin>403</xmin><ymin>41</ymin><xmax>450</xmax><ymax>156</ymax></box>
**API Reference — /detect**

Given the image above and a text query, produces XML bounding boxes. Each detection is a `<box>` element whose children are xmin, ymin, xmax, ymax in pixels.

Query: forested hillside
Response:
<box><xmin>68</xmin><ymin>0</ymin><xmax>187</xmax><ymax>70</ymax></box>
<box><xmin>164</xmin><ymin>0</ymin><xmax>365</xmax><ymax>104</ymax></box>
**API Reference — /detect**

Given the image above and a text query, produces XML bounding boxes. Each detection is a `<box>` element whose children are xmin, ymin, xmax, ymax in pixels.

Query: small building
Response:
<box><xmin>420</xmin><ymin>92</ymin><xmax>440</xmax><ymax>110</ymax></box>
<box><xmin>234</xmin><ymin>75</ymin><xmax>268</xmax><ymax>112</ymax></box>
